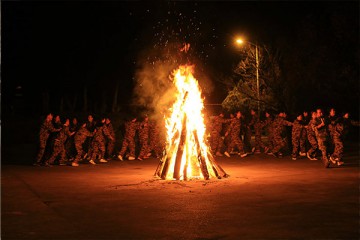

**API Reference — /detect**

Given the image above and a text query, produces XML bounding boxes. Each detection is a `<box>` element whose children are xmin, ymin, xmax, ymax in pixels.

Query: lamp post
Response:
<box><xmin>235</xmin><ymin>38</ymin><xmax>260</xmax><ymax>113</ymax></box>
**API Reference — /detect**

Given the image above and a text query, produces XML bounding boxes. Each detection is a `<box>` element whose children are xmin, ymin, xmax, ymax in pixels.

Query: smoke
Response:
<box><xmin>132</xmin><ymin>42</ymin><xmax>214</xmax><ymax>123</ymax></box>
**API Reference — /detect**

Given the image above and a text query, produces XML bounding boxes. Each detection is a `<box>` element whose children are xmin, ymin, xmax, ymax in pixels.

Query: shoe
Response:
<box><xmin>128</xmin><ymin>156</ymin><xmax>136</xmax><ymax>161</ymax></box>
<box><xmin>89</xmin><ymin>159</ymin><xmax>96</xmax><ymax>165</ymax></box>
<box><xmin>117</xmin><ymin>155</ymin><xmax>123</xmax><ymax>161</ymax></box>
<box><xmin>329</xmin><ymin>156</ymin><xmax>337</xmax><ymax>165</ymax></box>
<box><xmin>99</xmin><ymin>159</ymin><xmax>108</xmax><ymax>163</ymax></box>
<box><xmin>255</xmin><ymin>150</ymin><xmax>261</xmax><ymax>154</ymax></box>
<box><xmin>322</xmin><ymin>157</ymin><xmax>330</xmax><ymax>168</ymax></box>
<box><xmin>71</xmin><ymin>162</ymin><xmax>79</xmax><ymax>167</ymax></box>
<box><xmin>215</xmin><ymin>152</ymin><xmax>223</xmax><ymax>157</ymax></box>
<box><xmin>239</xmin><ymin>153</ymin><xmax>248</xmax><ymax>158</ymax></box>
<box><xmin>138</xmin><ymin>157</ymin><xmax>143</xmax><ymax>161</ymax></box>
<box><xmin>43</xmin><ymin>162</ymin><xmax>52</xmax><ymax>167</ymax></box>
<box><xmin>306</xmin><ymin>152</ymin><xmax>313</xmax><ymax>160</ymax></box>
<box><xmin>299</xmin><ymin>152</ymin><xmax>306</xmax><ymax>157</ymax></box>
<box><xmin>224</xmin><ymin>151</ymin><xmax>231</xmax><ymax>158</ymax></box>
<box><xmin>146</xmin><ymin>153</ymin><xmax>152</xmax><ymax>157</ymax></box>
<box><xmin>292</xmin><ymin>157</ymin><xmax>297</xmax><ymax>161</ymax></box>
<box><xmin>268</xmin><ymin>152</ymin><xmax>276</xmax><ymax>157</ymax></box>
<box><xmin>59</xmin><ymin>162</ymin><xmax>67</xmax><ymax>166</ymax></box>
<box><xmin>278</xmin><ymin>152</ymin><xmax>283</xmax><ymax>158</ymax></box>
<box><xmin>337</xmin><ymin>161</ymin><xmax>344</xmax><ymax>166</ymax></box>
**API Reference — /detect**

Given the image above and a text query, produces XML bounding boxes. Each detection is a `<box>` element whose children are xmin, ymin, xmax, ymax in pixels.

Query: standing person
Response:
<box><xmin>45</xmin><ymin>118</ymin><xmax>74</xmax><ymax>166</ymax></box>
<box><xmin>210</xmin><ymin>112</ymin><xmax>229</xmax><ymax>156</ymax></box>
<box><xmin>314</xmin><ymin>109</ymin><xmax>330</xmax><ymax>167</ymax></box>
<box><xmin>89</xmin><ymin>118</ymin><xmax>114</xmax><ymax>164</ymax></box>
<box><xmin>252</xmin><ymin>110</ymin><xmax>267</xmax><ymax>154</ymax></box>
<box><xmin>105</xmin><ymin>118</ymin><xmax>116</xmax><ymax>160</ymax></box>
<box><xmin>148</xmin><ymin>119</ymin><xmax>165</xmax><ymax>158</ymax></box>
<box><xmin>306</xmin><ymin>111</ymin><xmax>319</xmax><ymax>161</ymax></box>
<box><xmin>65</xmin><ymin>117</ymin><xmax>79</xmax><ymax>160</ymax></box>
<box><xmin>268</xmin><ymin>112</ymin><xmax>293</xmax><ymax>158</ymax></box>
<box><xmin>34</xmin><ymin>113</ymin><xmax>61</xmax><ymax>166</ymax></box>
<box><xmin>327</xmin><ymin>108</ymin><xmax>339</xmax><ymax>154</ymax></box>
<box><xmin>224</xmin><ymin>111</ymin><xmax>248</xmax><ymax>158</ymax></box>
<box><xmin>72</xmin><ymin>123</ymin><xmax>95</xmax><ymax>167</ymax></box>
<box><xmin>117</xmin><ymin>117</ymin><xmax>138</xmax><ymax>161</ymax></box>
<box><xmin>263</xmin><ymin>111</ymin><xmax>274</xmax><ymax>153</ymax></box>
<box><xmin>84</xmin><ymin>114</ymin><xmax>96</xmax><ymax>158</ymax></box>
<box><xmin>329</xmin><ymin>118</ymin><xmax>345</xmax><ymax>166</ymax></box>
<box><xmin>243</xmin><ymin>110</ymin><xmax>254</xmax><ymax>154</ymax></box>
<box><xmin>291</xmin><ymin>113</ymin><xmax>306</xmax><ymax>160</ymax></box>
<box><xmin>301</xmin><ymin>111</ymin><xmax>311</xmax><ymax>155</ymax></box>
<box><xmin>137</xmin><ymin>115</ymin><xmax>150</xmax><ymax>161</ymax></box>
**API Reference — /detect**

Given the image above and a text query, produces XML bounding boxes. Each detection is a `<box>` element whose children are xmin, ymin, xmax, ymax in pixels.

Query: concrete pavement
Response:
<box><xmin>1</xmin><ymin>144</ymin><xmax>359</xmax><ymax>240</ymax></box>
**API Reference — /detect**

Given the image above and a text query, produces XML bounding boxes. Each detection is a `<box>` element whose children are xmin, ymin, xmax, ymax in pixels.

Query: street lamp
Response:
<box><xmin>235</xmin><ymin>38</ymin><xmax>260</xmax><ymax>113</ymax></box>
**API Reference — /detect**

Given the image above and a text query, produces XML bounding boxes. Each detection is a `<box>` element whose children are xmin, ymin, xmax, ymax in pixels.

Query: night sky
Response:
<box><xmin>2</xmin><ymin>1</ymin><xmax>359</xmax><ymax>118</ymax></box>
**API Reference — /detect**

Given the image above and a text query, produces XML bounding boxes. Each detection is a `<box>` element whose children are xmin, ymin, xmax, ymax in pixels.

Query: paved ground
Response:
<box><xmin>1</xmin><ymin>144</ymin><xmax>359</xmax><ymax>240</ymax></box>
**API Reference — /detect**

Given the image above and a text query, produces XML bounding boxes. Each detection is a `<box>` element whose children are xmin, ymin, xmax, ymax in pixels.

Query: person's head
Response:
<box><xmin>343</xmin><ymin>112</ymin><xmax>349</xmax><ymax>119</ymax></box>
<box><xmin>265</xmin><ymin>112</ymin><xmax>271</xmax><ymax>118</ymax></box>
<box><xmin>311</xmin><ymin>111</ymin><xmax>317</xmax><ymax>119</ymax></box>
<box><xmin>329</xmin><ymin>108</ymin><xmax>336</xmax><ymax>117</ymax></box>
<box><xmin>105</xmin><ymin>118</ymin><xmax>111</xmax><ymax>124</ymax></box>
<box><xmin>282</xmin><ymin>112</ymin><xmax>287</xmax><ymax>118</ymax></box>
<box><xmin>250</xmin><ymin>109</ymin><xmax>256</xmax><ymax>116</ymax></box>
<box><xmin>54</xmin><ymin>115</ymin><xmax>61</xmax><ymax>123</ymax></box>
<box><xmin>101</xmin><ymin>118</ymin><xmax>106</xmax><ymax>124</ymax></box>
<box><xmin>303</xmin><ymin>111</ymin><xmax>309</xmax><ymax>117</ymax></box>
<box><xmin>131</xmin><ymin>117</ymin><xmax>137</xmax><ymax>123</ymax></box>
<box><xmin>219</xmin><ymin>112</ymin><xmax>224</xmax><ymax>118</ymax></box>
<box><xmin>236</xmin><ymin>111</ymin><xmax>242</xmax><ymax>119</ymax></box>
<box><xmin>46</xmin><ymin>113</ymin><xmax>53</xmax><ymax>121</ymax></box>
<box><xmin>230</xmin><ymin>113</ymin><xmax>234</xmax><ymax>119</ymax></box>
<box><xmin>72</xmin><ymin>118</ymin><xmax>78</xmax><ymax>125</ymax></box>
<box><xmin>316</xmin><ymin>109</ymin><xmax>323</xmax><ymax>118</ymax></box>
<box><xmin>296</xmin><ymin>113</ymin><xmax>303</xmax><ymax>121</ymax></box>
<box><xmin>64</xmin><ymin>119</ymin><xmax>70</xmax><ymax>126</ymax></box>
<box><xmin>88</xmin><ymin>115</ymin><xmax>94</xmax><ymax>122</ymax></box>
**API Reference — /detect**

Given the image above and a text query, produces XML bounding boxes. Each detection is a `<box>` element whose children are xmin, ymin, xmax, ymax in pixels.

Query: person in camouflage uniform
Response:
<box><xmin>148</xmin><ymin>120</ymin><xmax>165</xmax><ymax>158</ymax></box>
<box><xmin>314</xmin><ymin>109</ymin><xmax>330</xmax><ymax>167</ymax></box>
<box><xmin>268</xmin><ymin>112</ymin><xmax>293</xmax><ymax>157</ymax></box>
<box><xmin>223</xmin><ymin>113</ymin><xmax>234</xmax><ymax>153</ymax></box>
<box><xmin>306</xmin><ymin>112</ymin><xmax>319</xmax><ymax>161</ymax></box>
<box><xmin>250</xmin><ymin>109</ymin><xmax>267</xmax><ymax>154</ymax></box>
<box><xmin>329</xmin><ymin>119</ymin><xmax>344</xmax><ymax>166</ymax></box>
<box><xmin>224</xmin><ymin>111</ymin><xmax>248</xmax><ymax>158</ymax></box>
<box><xmin>300</xmin><ymin>111</ymin><xmax>310</xmax><ymax>155</ymax></box>
<box><xmin>72</xmin><ymin>123</ymin><xmax>95</xmax><ymax>167</ymax></box>
<box><xmin>105</xmin><ymin>118</ymin><xmax>116</xmax><ymax>159</ymax></box>
<box><xmin>263</xmin><ymin>111</ymin><xmax>274</xmax><ymax>153</ymax></box>
<box><xmin>243</xmin><ymin>110</ymin><xmax>254</xmax><ymax>154</ymax></box>
<box><xmin>118</xmin><ymin>117</ymin><xmax>138</xmax><ymax>161</ymax></box>
<box><xmin>45</xmin><ymin>118</ymin><xmax>74</xmax><ymax>166</ymax></box>
<box><xmin>327</xmin><ymin>108</ymin><xmax>338</xmax><ymax>154</ymax></box>
<box><xmin>65</xmin><ymin>117</ymin><xmax>79</xmax><ymax>160</ymax></box>
<box><xmin>291</xmin><ymin>113</ymin><xmax>306</xmax><ymax>160</ymax></box>
<box><xmin>137</xmin><ymin>116</ymin><xmax>150</xmax><ymax>161</ymax></box>
<box><xmin>210</xmin><ymin>112</ymin><xmax>229</xmax><ymax>156</ymax></box>
<box><xmin>34</xmin><ymin>113</ymin><xmax>61</xmax><ymax>166</ymax></box>
<box><xmin>89</xmin><ymin>119</ymin><xmax>114</xmax><ymax>164</ymax></box>
<box><xmin>84</xmin><ymin>114</ymin><xmax>96</xmax><ymax>158</ymax></box>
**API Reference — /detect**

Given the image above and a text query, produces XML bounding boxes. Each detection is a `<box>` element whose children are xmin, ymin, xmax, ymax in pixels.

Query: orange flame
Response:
<box><xmin>155</xmin><ymin>64</ymin><xmax>228</xmax><ymax>180</ymax></box>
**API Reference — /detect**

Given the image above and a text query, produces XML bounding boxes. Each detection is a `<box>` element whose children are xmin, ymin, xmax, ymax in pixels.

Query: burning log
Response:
<box><xmin>173</xmin><ymin>114</ymin><xmax>187</xmax><ymax>180</ymax></box>
<box><xmin>193</xmin><ymin>130</ymin><xmax>210</xmax><ymax>180</ymax></box>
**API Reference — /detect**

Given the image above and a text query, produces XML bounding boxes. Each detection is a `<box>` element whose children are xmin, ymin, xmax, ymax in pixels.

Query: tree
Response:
<box><xmin>222</xmin><ymin>44</ymin><xmax>282</xmax><ymax>113</ymax></box>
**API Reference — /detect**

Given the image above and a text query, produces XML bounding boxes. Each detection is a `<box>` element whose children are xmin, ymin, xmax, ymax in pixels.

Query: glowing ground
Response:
<box><xmin>2</xmin><ymin>144</ymin><xmax>359</xmax><ymax>239</ymax></box>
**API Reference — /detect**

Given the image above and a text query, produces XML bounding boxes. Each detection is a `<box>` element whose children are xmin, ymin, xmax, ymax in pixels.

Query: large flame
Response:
<box><xmin>155</xmin><ymin>64</ymin><xmax>228</xmax><ymax>180</ymax></box>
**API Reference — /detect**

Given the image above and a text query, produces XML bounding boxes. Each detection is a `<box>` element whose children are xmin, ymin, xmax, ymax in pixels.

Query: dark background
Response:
<box><xmin>2</xmin><ymin>1</ymin><xmax>359</xmax><ymax>163</ymax></box>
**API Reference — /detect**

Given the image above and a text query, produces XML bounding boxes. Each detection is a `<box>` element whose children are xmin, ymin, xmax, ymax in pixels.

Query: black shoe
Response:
<box><xmin>33</xmin><ymin>162</ymin><xmax>41</xmax><ymax>166</ymax></box>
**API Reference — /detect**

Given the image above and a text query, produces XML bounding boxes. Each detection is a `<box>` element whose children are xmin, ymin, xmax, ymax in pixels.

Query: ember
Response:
<box><xmin>155</xmin><ymin>63</ymin><xmax>228</xmax><ymax>180</ymax></box>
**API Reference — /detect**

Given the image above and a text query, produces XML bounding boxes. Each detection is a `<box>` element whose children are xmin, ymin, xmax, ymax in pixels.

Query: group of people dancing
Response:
<box><xmin>208</xmin><ymin>108</ymin><xmax>355</xmax><ymax>167</ymax></box>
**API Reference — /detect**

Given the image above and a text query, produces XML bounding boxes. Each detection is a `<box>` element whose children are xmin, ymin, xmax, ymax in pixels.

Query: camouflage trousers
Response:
<box><xmin>292</xmin><ymin>133</ymin><xmax>306</xmax><ymax>157</ymax></box>
<box><xmin>149</xmin><ymin>136</ymin><xmax>165</xmax><ymax>158</ymax></box>
<box><xmin>36</xmin><ymin>134</ymin><xmax>49</xmax><ymax>163</ymax></box>
<box><xmin>119</xmin><ymin>136</ymin><xmax>136</xmax><ymax>157</ymax></box>
<box><xmin>227</xmin><ymin>134</ymin><xmax>245</xmax><ymax>154</ymax></box>
<box><xmin>138</xmin><ymin>136</ymin><xmax>149</xmax><ymax>158</ymax></box>
<box><xmin>271</xmin><ymin>134</ymin><xmax>286</xmax><ymax>154</ymax></box>
<box><xmin>243</xmin><ymin>128</ymin><xmax>252</xmax><ymax>152</ymax></box>
<box><xmin>315</xmin><ymin>132</ymin><xmax>328</xmax><ymax>159</ymax></box>
<box><xmin>210</xmin><ymin>131</ymin><xmax>223</xmax><ymax>154</ymax></box>
<box><xmin>47</xmin><ymin>140</ymin><xmax>66</xmax><ymax>164</ymax></box>
<box><xmin>91</xmin><ymin>141</ymin><xmax>106</xmax><ymax>160</ymax></box>
<box><xmin>106</xmin><ymin>139</ymin><xmax>115</xmax><ymax>158</ymax></box>
<box><xmin>331</xmin><ymin>136</ymin><xmax>343</xmax><ymax>159</ymax></box>
<box><xmin>254</xmin><ymin>130</ymin><xmax>266</xmax><ymax>152</ymax></box>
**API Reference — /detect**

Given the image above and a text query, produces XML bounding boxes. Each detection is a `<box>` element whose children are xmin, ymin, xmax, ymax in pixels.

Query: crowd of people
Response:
<box><xmin>208</xmin><ymin>108</ymin><xmax>355</xmax><ymax>167</ymax></box>
<box><xmin>33</xmin><ymin>107</ymin><xmax>356</xmax><ymax>168</ymax></box>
